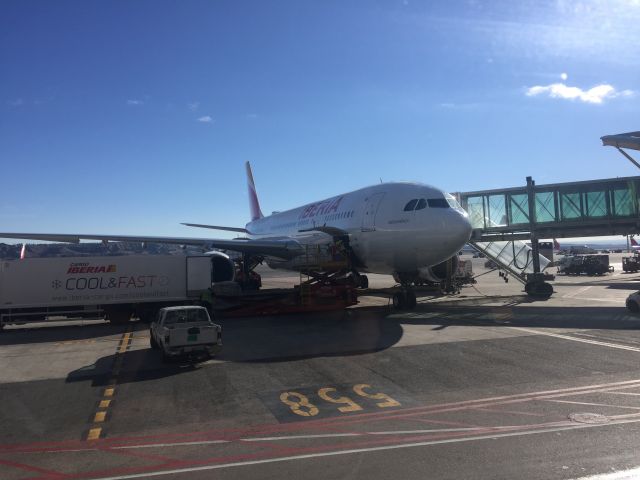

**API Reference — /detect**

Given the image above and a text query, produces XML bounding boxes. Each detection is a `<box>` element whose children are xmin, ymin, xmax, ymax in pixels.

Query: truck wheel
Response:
<box><xmin>108</xmin><ymin>310</ymin><xmax>130</xmax><ymax>325</ymax></box>
<box><xmin>150</xmin><ymin>334</ymin><xmax>159</xmax><ymax>349</ymax></box>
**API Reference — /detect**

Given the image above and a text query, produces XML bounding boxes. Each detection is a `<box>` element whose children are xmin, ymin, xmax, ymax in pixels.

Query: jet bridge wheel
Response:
<box><xmin>525</xmin><ymin>281</ymin><xmax>553</xmax><ymax>299</ymax></box>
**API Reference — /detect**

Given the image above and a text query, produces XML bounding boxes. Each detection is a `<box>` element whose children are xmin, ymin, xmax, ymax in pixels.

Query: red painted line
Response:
<box><xmin>5</xmin><ymin>379</ymin><xmax>640</xmax><ymax>456</ymax></box>
<box><xmin>473</xmin><ymin>407</ymin><xmax>547</xmax><ymax>417</ymax></box>
<box><xmin>0</xmin><ymin>457</ymin><xmax>69</xmax><ymax>478</ymax></box>
<box><xmin>100</xmin><ymin>447</ymin><xmax>176</xmax><ymax>463</ymax></box>
<box><xmin>413</xmin><ymin>417</ymin><xmax>486</xmax><ymax>428</ymax></box>
<box><xmin>56</xmin><ymin>420</ymin><xmax>577</xmax><ymax>480</ymax></box>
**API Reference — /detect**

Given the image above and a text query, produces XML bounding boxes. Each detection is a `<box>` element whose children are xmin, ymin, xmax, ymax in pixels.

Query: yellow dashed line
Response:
<box><xmin>84</xmin><ymin>327</ymin><xmax>133</xmax><ymax>441</ymax></box>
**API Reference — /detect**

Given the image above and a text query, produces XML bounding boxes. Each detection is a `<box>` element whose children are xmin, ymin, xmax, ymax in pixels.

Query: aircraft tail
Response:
<box><xmin>632</xmin><ymin>236</ymin><xmax>639</xmax><ymax>247</ymax></box>
<box><xmin>553</xmin><ymin>238</ymin><xmax>561</xmax><ymax>251</ymax></box>
<box><xmin>246</xmin><ymin>161</ymin><xmax>264</xmax><ymax>222</ymax></box>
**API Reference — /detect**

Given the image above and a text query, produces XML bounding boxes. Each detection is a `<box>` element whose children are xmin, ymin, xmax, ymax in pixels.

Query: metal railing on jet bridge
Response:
<box><xmin>470</xmin><ymin>239</ymin><xmax>550</xmax><ymax>285</ymax></box>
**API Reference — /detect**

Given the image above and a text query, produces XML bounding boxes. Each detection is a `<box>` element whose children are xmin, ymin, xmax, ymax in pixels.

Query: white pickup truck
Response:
<box><xmin>150</xmin><ymin>306</ymin><xmax>222</xmax><ymax>360</ymax></box>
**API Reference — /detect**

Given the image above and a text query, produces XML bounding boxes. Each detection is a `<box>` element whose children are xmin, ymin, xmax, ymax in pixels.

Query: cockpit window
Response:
<box><xmin>403</xmin><ymin>199</ymin><xmax>418</xmax><ymax>211</ymax></box>
<box><xmin>415</xmin><ymin>198</ymin><xmax>427</xmax><ymax>210</ymax></box>
<box><xmin>427</xmin><ymin>198</ymin><xmax>449</xmax><ymax>208</ymax></box>
<box><xmin>445</xmin><ymin>193</ymin><xmax>465</xmax><ymax>212</ymax></box>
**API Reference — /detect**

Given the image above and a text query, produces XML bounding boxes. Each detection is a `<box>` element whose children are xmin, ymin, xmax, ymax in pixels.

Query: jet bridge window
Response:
<box><xmin>427</xmin><ymin>198</ymin><xmax>450</xmax><ymax>208</ymax></box>
<box><xmin>404</xmin><ymin>199</ymin><xmax>418</xmax><ymax>211</ymax></box>
<box><xmin>415</xmin><ymin>199</ymin><xmax>427</xmax><ymax>210</ymax></box>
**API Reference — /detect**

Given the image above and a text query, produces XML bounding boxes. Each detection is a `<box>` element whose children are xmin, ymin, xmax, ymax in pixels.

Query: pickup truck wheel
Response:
<box><xmin>150</xmin><ymin>334</ymin><xmax>159</xmax><ymax>349</ymax></box>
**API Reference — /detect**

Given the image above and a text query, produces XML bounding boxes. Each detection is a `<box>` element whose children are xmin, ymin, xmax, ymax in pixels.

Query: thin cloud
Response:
<box><xmin>526</xmin><ymin>82</ymin><xmax>634</xmax><ymax>104</ymax></box>
<box><xmin>188</xmin><ymin>102</ymin><xmax>199</xmax><ymax>111</ymax></box>
<box><xmin>8</xmin><ymin>98</ymin><xmax>24</xmax><ymax>107</ymax></box>
<box><xmin>197</xmin><ymin>115</ymin><xmax>213</xmax><ymax>123</ymax></box>
<box><xmin>126</xmin><ymin>99</ymin><xmax>144</xmax><ymax>106</ymax></box>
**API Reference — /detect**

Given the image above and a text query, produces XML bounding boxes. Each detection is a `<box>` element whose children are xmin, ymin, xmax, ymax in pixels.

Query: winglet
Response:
<box><xmin>246</xmin><ymin>161</ymin><xmax>264</xmax><ymax>221</ymax></box>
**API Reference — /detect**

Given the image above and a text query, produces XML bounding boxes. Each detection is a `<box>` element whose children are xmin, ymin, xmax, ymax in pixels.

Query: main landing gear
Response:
<box><xmin>392</xmin><ymin>287</ymin><xmax>417</xmax><ymax>310</ymax></box>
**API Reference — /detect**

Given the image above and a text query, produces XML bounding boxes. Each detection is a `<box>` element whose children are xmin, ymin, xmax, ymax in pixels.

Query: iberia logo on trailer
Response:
<box><xmin>66</xmin><ymin>263</ymin><xmax>117</xmax><ymax>274</ymax></box>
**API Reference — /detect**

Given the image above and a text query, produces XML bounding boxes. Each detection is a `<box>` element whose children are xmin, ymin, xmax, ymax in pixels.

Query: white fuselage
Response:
<box><xmin>245</xmin><ymin>182</ymin><xmax>472</xmax><ymax>276</ymax></box>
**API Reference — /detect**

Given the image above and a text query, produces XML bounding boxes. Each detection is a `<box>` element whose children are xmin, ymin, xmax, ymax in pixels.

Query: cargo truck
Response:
<box><xmin>0</xmin><ymin>253</ymin><xmax>235</xmax><ymax>328</ymax></box>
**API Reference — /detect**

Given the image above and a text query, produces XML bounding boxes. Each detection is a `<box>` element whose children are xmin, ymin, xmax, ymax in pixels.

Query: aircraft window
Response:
<box><xmin>415</xmin><ymin>199</ymin><xmax>427</xmax><ymax>210</ymax></box>
<box><xmin>404</xmin><ymin>199</ymin><xmax>418</xmax><ymax>211</ymax></box>
<box><xmin>427</xmin><ymin>198</ymin><xmax>450</xmax><ymax>208</ymax></box>
<box><xmin>445</xmin><ymin>194</ymin><xmax>464</xmax><ymax>211</ymax></box>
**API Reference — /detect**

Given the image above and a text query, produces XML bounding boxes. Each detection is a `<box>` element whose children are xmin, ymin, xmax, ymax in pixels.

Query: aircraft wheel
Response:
<box><xmin>406</xmin><ymin>290</ymin><xmax>417</xmax><ymax>309</ymax></box>
<box><xmin>392</xmin><ymin>292</ymin><xmax>405</xmax><ymax>310</ymax></box>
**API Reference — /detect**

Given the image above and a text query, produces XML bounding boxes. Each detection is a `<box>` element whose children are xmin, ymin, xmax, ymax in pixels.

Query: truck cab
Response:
<box><xmin>150</xmin><ymin>306</ymin><xmax>222</xmax><ymax>361</ymax></box>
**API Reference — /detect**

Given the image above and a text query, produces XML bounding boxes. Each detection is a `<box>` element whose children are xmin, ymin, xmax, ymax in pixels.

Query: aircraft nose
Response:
<box><xmin>450</xmin><ymin>210</ymin><xmax>473</xmax><ymax>248</ymax></box>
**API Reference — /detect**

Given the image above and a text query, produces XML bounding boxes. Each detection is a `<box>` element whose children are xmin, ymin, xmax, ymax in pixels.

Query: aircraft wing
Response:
<box><xmin>601</xmin><ymin>131</ymin><xmax>640</xmax><ymax>151</ymax></box>
<box><xmin>0</xmin><ymin>232</ymin><xmax>303</xmax><ymax>259</ymax></box>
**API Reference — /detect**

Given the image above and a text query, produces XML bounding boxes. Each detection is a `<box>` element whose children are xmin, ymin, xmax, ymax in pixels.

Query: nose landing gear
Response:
<box><xmin>392</xmin><ymin>288</ymin><xmax>417</xmax><ymax>310</ymax></box>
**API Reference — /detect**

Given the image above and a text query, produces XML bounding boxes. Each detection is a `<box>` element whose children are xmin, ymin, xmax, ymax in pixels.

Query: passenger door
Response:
<box><xmin>361</xmin><ymin>192</ymin><xmax>386</xmax><ymax>232</ymax></box>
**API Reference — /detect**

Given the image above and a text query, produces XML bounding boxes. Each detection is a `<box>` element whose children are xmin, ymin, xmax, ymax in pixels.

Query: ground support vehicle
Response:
<box><xmin>626</xmin><ymin>291</ymin><xmax>640</xmax><ymax>313</ymax></box>
<box><xmin>557</xmin><ymin>254</ymin><xmax>613</xmax><ymax>276</ymax></box>
<box><xmin>623</xmin><ymin>256</ymin><xmax>640</xmax><ymax>273</ymax></box>
<box><xmin>455</xmin><ymin>259</ymin><xmax>475</xmax><ymax>284</ymax></box>
<box><xmin>0</xmin><ymin>254</ymin><xmax>234</xmax><ymax>328</ymax></box>
<box><xmin>150</xmin><ymin>306</ymin><xmax>222</xmax><ymax>361</ymax></box>
<box><xmin>209</xmin><ymin>283</ymin><xmax>358</xmax><ymax>317</ymax></box>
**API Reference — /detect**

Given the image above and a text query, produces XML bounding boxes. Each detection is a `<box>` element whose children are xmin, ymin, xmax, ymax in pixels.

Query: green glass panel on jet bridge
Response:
<box><xmin>612</xmin><ymin>188</ymin><xmax>634</xmax><ymax>217</ymax></box>
<box><xmin>487</xmin><ymin>194</ymin><xmax>507</xmax><ymax>227</ymax></box>
<box><xmin>584</xmin><ymin>190</ymin><xmax>607</xmax><ymax>218</ymax></box>
<box><xmin>560</xmin><ymin>192</ymin><xmax>582</xmax><ymax>220</ymax></box>
<box><xmin>535</xmin><ymin>191</ymin><xmax>556</xmax><ymax>223</ymax></box>
<box><xmin>466</xmin><ymin>196</ymin><xmax>485</xmax><ymax>229</ymax></box>
<box><xmin>508</xmin><ymin>193</ymin><xmax>529</xmax><ymax>225</ymax></box>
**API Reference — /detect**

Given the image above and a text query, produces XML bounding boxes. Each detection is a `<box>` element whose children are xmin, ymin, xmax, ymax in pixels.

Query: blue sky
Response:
<box><xmin>1</xmin><ymin>0</ymin><xmax>640</xmax><ymax>241</ymax></box>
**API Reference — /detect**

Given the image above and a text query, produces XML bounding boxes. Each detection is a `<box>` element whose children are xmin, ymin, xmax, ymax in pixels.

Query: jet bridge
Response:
<box><xmin>456</xmin><ymin>175</ymin><xmax>640</xmax><ymax>297</ymax></box>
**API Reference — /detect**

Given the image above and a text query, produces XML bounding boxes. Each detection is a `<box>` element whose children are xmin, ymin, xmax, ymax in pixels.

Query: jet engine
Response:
<box><xmin>418</xmin><ymin>255</ymin><xmax>459</xmax><ymax>283</ymax></box>
<box><xmin>209</xmin><ymin>251</ymin><xmax>236</xmax><ymax>282</ymax></box>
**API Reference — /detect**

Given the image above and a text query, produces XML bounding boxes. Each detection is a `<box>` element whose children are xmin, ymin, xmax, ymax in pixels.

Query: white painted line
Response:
<box><xmin>85</xmin><ymin>417</ymin><xmax>640</xmax><ymax>480</ymax></box>
<box><xmin>573</xmin><ymin>297</ymin><xmax>628</xmax><ymax>304</ymax></box>
<box><xmin>510</xmin><ymin>327</ymin><xmax>640</xmax><ymax>353</ymax></box>
<box><xmin>114</xmin><ymin>440</ymin><xmax>230</xmax><ymax>449</ymax></box>
<box><xmin>602</xmin><ymin>391</ymin><xmax>640</xmax><ymax>396</ymax></box>
<box><xmin>242</xmin><ymin>433</ymin><xmax>362</xmax><ymax>442</ymax></box>
<box><xmin>367</xmin><ymin>428</ymin><xmax>482</xmax><ymax>435</ymax></box>
<box><xmin>562</xmin><ymin>286</ymin><xmax>592</xmax><ymax>299</ymax></box>
<box><xmin>545</xmin><ymin>399</ymin><xmax>640</xmax><ymax>410</ymax></box>
<box><xmin>570</xmin><ymin>467</ymin><xmax>640</xmax><ymax>480</ymax></box>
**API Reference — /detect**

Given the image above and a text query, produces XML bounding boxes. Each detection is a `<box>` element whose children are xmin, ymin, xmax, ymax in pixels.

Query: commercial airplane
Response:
<box><xmin>0</xmin><ymin>163</ymin><xmax>472</xmax><ymax>309</ymax></box>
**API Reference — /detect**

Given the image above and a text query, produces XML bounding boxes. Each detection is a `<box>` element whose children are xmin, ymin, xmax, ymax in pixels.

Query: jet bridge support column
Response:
<box><xmin>524</xmin><ymin>176</ymin><xmax>553</xmax><ymax>298</ymax></box>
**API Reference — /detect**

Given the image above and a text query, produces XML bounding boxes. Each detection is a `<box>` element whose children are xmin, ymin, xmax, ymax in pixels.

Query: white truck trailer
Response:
<box><xmin>0</xmin><ymin>253</ymin><xmax>235</xmax><ymax>327</ymax></box>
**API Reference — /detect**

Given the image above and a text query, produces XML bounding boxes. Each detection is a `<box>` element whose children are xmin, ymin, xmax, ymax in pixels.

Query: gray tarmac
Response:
<box><xmin>2</xmin><ymin>254</ymin><xmax>640</xmax><ymax>479</ymax></box>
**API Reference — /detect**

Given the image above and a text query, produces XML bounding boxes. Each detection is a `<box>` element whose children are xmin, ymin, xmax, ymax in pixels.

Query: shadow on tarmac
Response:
<box><xmin>63</xmin><ymin>297</ymin><xmax>640</xmax><ymax>387</ymax></box>
<box><xmin>0</xmin><ymin>321</ymin><xmax>132</xmax><ymax>346</ymax></box>
<box><xmin>65</xmin><ymin>309</ymin><xmax>405</xmax><ymax>385</ymax></box>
